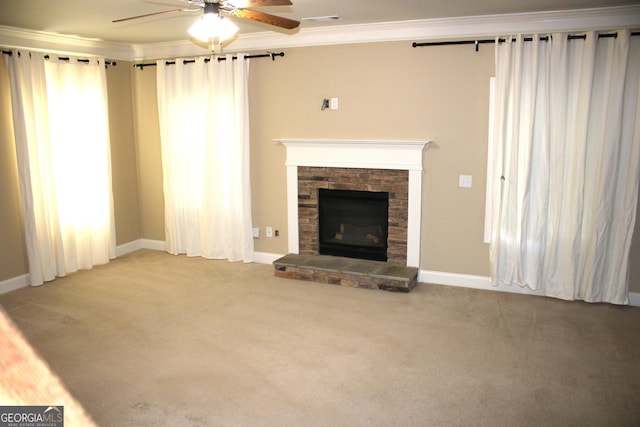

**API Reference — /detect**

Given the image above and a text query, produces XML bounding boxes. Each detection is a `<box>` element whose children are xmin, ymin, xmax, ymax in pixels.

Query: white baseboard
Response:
<box><xmin>419</xmin><ymin>270</ymin><xmax>491</xmax><ymax>290</ymax></box>
<box><xmin>116</xmin><ymin>238</ymin><xmax>165</xmax><ymax>256</ymax></box>
<box><xmin>116</xmin><ymin>239</ymin><xmax>282</xmax><ymax>265</ymax></box>
<box><xmin>420</xmin><ymin>269</ymin><xmax>640</xmax><ymax>307</ymax></box>
<box><xmin>419</xmin><ymin>270</ymin><xmax>544</xmax><ymax>297</ymax></box>
<box><xmin>138</xmin><ymin>239</ymin><xmax>166</xmax><ymax>251</ymax></box>
<box><xmin>253</xmin><ymin>252</ymin><xmax>284</xmax><ymax>264</ymax></box>
<box><xmin>0</xmin><ymin>274</ymin><xmax>30</xmax><ymax>295</ymax></box>
<box><xmin>115</xmin><ymin>239</ymin><xmax>143</xmax><ymax>257</ymax></box>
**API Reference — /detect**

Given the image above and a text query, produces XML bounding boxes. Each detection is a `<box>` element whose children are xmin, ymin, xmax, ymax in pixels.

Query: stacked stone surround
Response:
<box><xmin>297</xmin><ymin>166</ymin><xmax>409</xmax><ymax>265</ymax></box>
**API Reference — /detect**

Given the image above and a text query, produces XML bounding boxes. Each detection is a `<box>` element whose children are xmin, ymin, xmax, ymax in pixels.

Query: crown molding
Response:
<box><xmin>0</xmin><ymin>25</ymin><xmax>133</xmax><ymax>59</ymax></box>
<box><xmin>124</xmin><ymin>4</ymin><xmax>640</xmax><ymax>60</ymax></box>
<box><xmin>229</xmin><ymin>5</ymin><xmax>640</xmax><ymax>52</ymax></box>
<box><xmin>1</xmin><ymin>5</ymin><xmax>638</xmax><ymax>61</ymax></box>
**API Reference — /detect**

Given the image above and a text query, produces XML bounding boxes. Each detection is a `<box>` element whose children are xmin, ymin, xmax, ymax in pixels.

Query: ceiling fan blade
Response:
<box><xmin>232</xmin><ymin>9</ymin><xmax>299</xmax><ymax>29</ymax></box>
<box><xmin>228</xmin><ymin>0</ymin><xmax>292</xmax><ymax>7</ymax></box>
<box><xmin>112</xmin><ymin>8</ymin><xmax>199</xmax><ymax>23</ymax></box>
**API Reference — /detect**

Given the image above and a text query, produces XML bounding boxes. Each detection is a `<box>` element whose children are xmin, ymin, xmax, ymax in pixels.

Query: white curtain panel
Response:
<box><xmin>490</xmin><ymin>31</ymin><xmax>640</xmax><ymax>304</ymax></box>
<box><xmin>156</xmin><ymin>55</ymin><xmax>254</xmax><ymax>262</ymax></box>
<box><xmin>7</xmin><ymin>52</ymin><xmax>115</xmax><ymax>286</ymax></box>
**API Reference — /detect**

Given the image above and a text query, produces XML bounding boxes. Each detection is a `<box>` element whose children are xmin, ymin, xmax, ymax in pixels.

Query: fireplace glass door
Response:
<box><xmin>318</xmin><ymin>188</ymin><xmax>389</xmax><ymax>261</ymax></box>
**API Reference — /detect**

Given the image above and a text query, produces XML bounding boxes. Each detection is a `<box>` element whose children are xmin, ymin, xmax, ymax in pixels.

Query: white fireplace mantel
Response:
<box><xmin>276</xmin><ymin>138</ymin><xmax>431</xmax><ymax>268</ymax></box>
<box><xmin>279</xmin><ymin>138</ymin><xmax>429</xmax><ymax>171</ymax></box>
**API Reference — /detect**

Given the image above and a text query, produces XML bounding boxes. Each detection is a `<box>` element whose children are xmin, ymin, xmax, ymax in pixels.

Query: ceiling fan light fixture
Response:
<box><xmin>188</xmin><ymin>12</ymin><xmax>239</xmax><ymax>42</ymax></box>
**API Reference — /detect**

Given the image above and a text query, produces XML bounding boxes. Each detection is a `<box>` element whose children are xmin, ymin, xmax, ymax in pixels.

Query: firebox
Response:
<box><xmin>318</xmin><ymin>188</ymin><xmax>389</xmax><ymax>261</ymax></box>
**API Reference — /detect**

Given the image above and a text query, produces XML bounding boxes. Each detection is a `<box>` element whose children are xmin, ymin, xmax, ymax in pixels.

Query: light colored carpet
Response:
<box><xmin>0</xmin><ymin>249</ymin><xmax>639</xmax><ymax>426</ymax></box>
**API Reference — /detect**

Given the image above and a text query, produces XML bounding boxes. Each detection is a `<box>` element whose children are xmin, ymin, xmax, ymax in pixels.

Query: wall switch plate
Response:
<box><xmin>266</xmin><ymin>226</ymin><xmax>273</xmax><ymax>238</ymax></box>
<box><xmin>252</xmin><ymin>227</ymin><xmax>260</xmax><ymax>238</ymax></box>
<box><xmin>459</xmin><ymin>175</ymin><xmax>473</xmax><ymax>188</ymax></box>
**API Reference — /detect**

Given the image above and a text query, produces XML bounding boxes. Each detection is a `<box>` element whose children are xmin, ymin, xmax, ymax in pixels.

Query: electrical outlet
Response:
<box><xmin>266</xmin><ymin>226</ymin><xmax>273</xmax><ymax>238</ymax></box>
<box><xmin>252</xmin><ymin>227</ymin><xmax>260</xmax><ymax>238</ymax></box>
<box><xmin>459</xmin><ymin>175</ymin><xmax>473</xmax><ymax>188</ymax></box>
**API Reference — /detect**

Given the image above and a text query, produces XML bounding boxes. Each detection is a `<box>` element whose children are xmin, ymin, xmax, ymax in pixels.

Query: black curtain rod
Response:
<box><xmin>133</xmin><ymin>51</ymin><xmax>284</xmax><ymax>69</ymax></box>
<box><xmin>43</xmin><ymin>55</ymin><xmax>116</xmax><ymax>66</ymax></box>
<box><xmin>1</xmin><ymin>50</ymin><xmax>116</xmax><ymax>66</ymax></box>
<box><xmin>413</xmin><ymin>31</ymin><xmax>640</xmax><ymax>51</ymax></box>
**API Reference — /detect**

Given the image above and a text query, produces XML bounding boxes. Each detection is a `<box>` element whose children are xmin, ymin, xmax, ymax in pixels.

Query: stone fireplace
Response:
<box><xmin>279</xmin><ymin>138</ymin><xmax>428</xmax><ymax>267</ymax></box>
<box><xmin>273</xmin><ymin>139</ymin><xmax>429</xmax><ymax>291</ymax></box>
<box><xmin>298</xmin><ymin>166</ymin><xmax>407</xmax><ymax>264</ymax></box>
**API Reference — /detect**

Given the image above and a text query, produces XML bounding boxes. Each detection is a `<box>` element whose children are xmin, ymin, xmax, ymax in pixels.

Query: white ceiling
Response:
<box><xmin>0</xmin><ymin>0</ymin><xmax>638</xmax><ymax>45</ymax></box>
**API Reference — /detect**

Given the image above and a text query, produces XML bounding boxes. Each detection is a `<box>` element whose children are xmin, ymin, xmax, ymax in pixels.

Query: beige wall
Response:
<box><xmin>107</xmin><ymin>62</ymin><xmax>141</xmax><ymax>245</ymax></box>
<box><xmin>247</xmin><ymin>41</ymin><xmax>494</xmax><ymax>275</ymax></box>
<box><xmin>0</xmin><ymin>56</ymin><xmax>29</xmax><ymax>281</ymax></box>
<box><xmin>131</xmin><ymin>66</ymin><xmax>165</xmax><ymax>241</ymax></box>
<box><xmin>129</xmin><ymin>42</ymin><xmax>494</xmax><ymax>274</ymax></box>
<box><xmin>1</xmin><ymin>40</ymin><xmax>640</xmax><ymax>293</ymax></box>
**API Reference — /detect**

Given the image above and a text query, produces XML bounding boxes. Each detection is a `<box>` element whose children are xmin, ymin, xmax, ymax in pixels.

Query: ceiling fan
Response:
<box><xmin>113</xmin><ymin>0</ymin><xmax>299</xmax><ymax>43</ymax></box>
